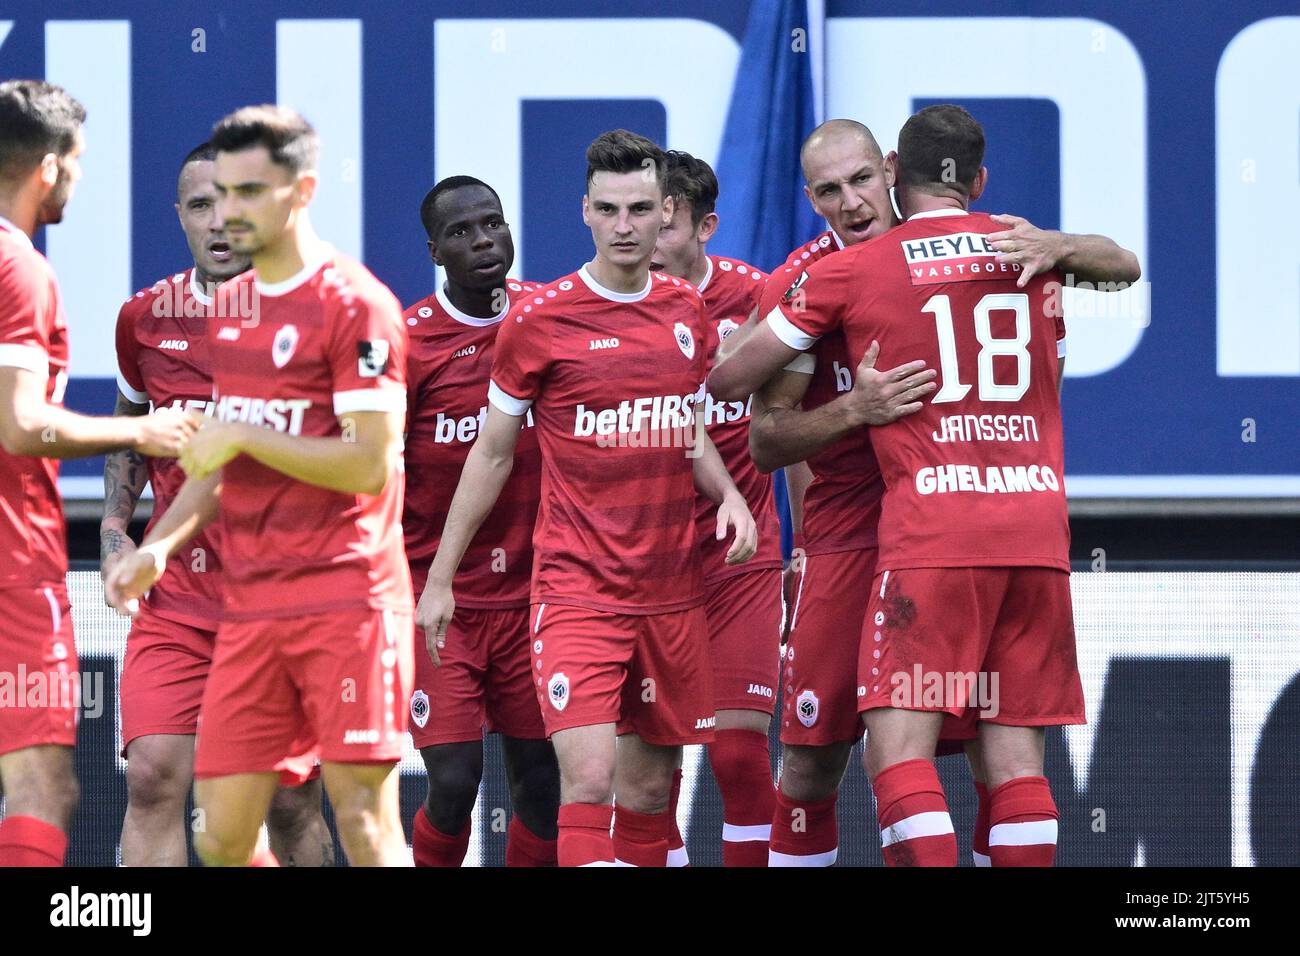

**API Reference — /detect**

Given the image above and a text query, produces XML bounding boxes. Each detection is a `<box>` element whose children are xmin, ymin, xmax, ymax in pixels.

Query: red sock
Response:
<box><xmin>973</xmin><ymin>781</ymin><xmax>991</xmax><ymax>866</ymax></box>
<box><xmin>873</xmin><ymin>758</ymin><xmax>957</xmax><ymax>867</ymax></box>
<box><xmin>557</xmin><ymin>802</ymin><xmax>614</xmax><ymax>867</ymax></box>
<box><xmin>988</xmin><ymin>776</ymin><xmax>1058</xmax><ymax>867</ymax></box>
<box><xmin>249</xmin><ymin>847</ymin><xmax>281</xmax><ymax>867</ymax></box>
<box><xmin>708</xmin><ymin>729</ymin><xmax>775</xmax><ymax>867</ymax></box>
<box><xmin>412</xmin><ymin>805</ymin><xmax>470</xmax><ymax>868</ymax></box>
<box><xmin>506</xmin><ymin>815</ymin><xmax>557</xmax><ymax>867</ymax></box>
<box><xmin>768</xmin><ymin>790</ymin><xmax>838</xmax><ymax>866</ymax></box>
<box><xmin>0</xmin><ymin>815</ymin><xmax>66</xmax><ymax>867</ymax></box>
<box><xmin>666</xmin><ymin>769</ymin><xmax>689</xmax><ymax>867</ymax></box>
<box><xmin>612</xmin><ymin>804</ymin><xmax>669</xmax><ymax>867</ymax></box>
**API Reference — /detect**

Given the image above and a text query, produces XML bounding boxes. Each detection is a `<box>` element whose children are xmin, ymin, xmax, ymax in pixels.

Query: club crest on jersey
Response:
<box><xmin>410</xmin><ymin>689</ymin><xmax>430</xmax><ymax>729</ymax></box>
<box><xmin>547</xmin><ymin>673</ymin><xmax>570</xmax><ymax>712</ymax></box>
<box><xmin>673</xmin><ymin>322</ymin><xmax>695</xmax><ymax>360</ymax></box>
<box><xmin>718</xmin><ymin>318</ymin><xmax>739</xmax><ymax>340</ymax></box>
<box><xmin>272</xmin><ymin>324</ymin><xmax>299</xmax><ymax>368</ymax></box>
<box><xmin>357</xmin><ymin>340</ymin><xmax>390</xmax><ymax>378</ymax></box>
<box><xmin>782</xmin><ymin>271</ymin><xmax>809</xmax><ymax>303</ymax></box>
<box><xmin>796</xmin><ymin>689</ymin><xmax>819</xmax><ymax>727</ymax></box>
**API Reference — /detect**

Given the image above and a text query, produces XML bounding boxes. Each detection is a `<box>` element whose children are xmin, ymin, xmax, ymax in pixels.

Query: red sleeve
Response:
<box><xmin>115</xmin><ymin>299</ymin><xmax>149</xmax><ymax>403</ymax></box>
<box><xmin>327</xmin><ymin>283</ymin><xmax>409</xmax><ymax>416</ymax></box>
<box><xmin>488</xmin><ymin>304</ymin><xmax>551</xmax><ymax>415</ymax></box>
<box><xmin>768</xmin><ymin>256</ymin><xmax>845</xmax><ymax>351</ymax></box>
<box><xmin>0</xmin><ymin>251</ymin><xmax>52</xmax><ymax>375</ymax></box>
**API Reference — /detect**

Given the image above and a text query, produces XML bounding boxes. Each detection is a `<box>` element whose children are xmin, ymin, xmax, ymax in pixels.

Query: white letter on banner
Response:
<box><xmin>1216</xmin><ymin>17</ymin><xmax>1300</xmax><ymax>376</ymax></box>
<box><xmin>434</xmin><ymin>19</ymin><xmax>739</xmax><ymax>280</ymax></box>
<box><xmin>45</xmin><ymin>21</ymin><xmax>132</xmax><ymax>380</ymax></box>
<box><xmin>826</xmin><ymin>17</ymin><xmax>1148</xmax><ymax>376</ymax></box>
<box><xmin>277</xmin><ymin>19</ymin><xmax>363</xmax><ymax>261</ymax></box>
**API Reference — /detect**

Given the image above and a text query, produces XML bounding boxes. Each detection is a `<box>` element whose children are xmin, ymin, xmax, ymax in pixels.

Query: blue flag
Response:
<box><xmin>711</xmin><ymin>0</ymin><xmax>821</xmax><ymax>272</ymax></box>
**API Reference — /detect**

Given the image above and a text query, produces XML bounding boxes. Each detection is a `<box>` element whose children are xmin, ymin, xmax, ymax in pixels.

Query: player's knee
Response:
<box><xmin>125</xmin><ymin>750</ymin><xmax>189</xmax><ymax>811</ymax></box>
<box><xmin>4</xmin><ymin>760</ymin><xmax>80</xmax><ymax>827</ymax></box>
<box><xmin>780</xmin><ymin>746</ymin><xmax>844</xmax><ymax>801</ymax></box>
<box><xmin>423</xmin><ymin>747</ymin><xmax>483</xmax><ymax>824</ymax></box>
<box><xmin>266</xmin><ymin>783</ymin><xmax>322</xmax><ymax>838</ymax></box>
<box><xmin>560</xmin><ymin>756</ymin><xmax>614</xmax><ymax>806</ymax></box>
<box><xmin>193</xmin><ymin>827</ymin><xmax>255</xmax><ymax>867</ymax></box>
<box><xmin>508</xmin><ymin>757</ymin><xmax>560</xmax><ymax>831</ymax></box>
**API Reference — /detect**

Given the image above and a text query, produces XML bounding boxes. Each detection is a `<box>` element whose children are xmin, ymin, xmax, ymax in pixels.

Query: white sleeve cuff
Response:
<box><xmin>333</xmin><ymin>386</ymin><xmax>407</xmax><ymax>415</ymax></box>
<box><xmin>765</xmin><ymin>307</ymin><xmax>819</xmax><ymax>352</ymax></box>
<box><xmin>0</xmin><ymin>343</ymin><xmax>48</xmax><ymax>377</ymax></box>
<box><xmin>1057</xmin><ymin>337</ymin><xmax>1067</xmax><ymax>359</ymax></box>
<box><xmin>117</xmin><ymin>371</ymin><xmax>149</xmax><ymax>404</ymax></box>
<box><xmin>783</xmin><ymin>353</ymin><xmax>816</xmax><ymax>374</ymax></box>
<box><xmin>488</xmin><ymin>380</ymin><xmax>533</xmax><ymax>417</ymax></box>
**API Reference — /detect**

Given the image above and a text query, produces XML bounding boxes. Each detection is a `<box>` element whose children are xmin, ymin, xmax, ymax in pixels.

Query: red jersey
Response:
<box><xmin>770</xmin><ymin>209</ymin><xmax>1070</xmax><ymax>572</ymax></box>
<box><xmin>694</xmin><ymin>255</ymin><xmax>781</xmax><ymax>582</ymax></box>
<box><xmin>0</xmin><ymin>217</ymin><xmax>69</xmax><ymax>590</ymax></box>
<box><xmin>488</xmin><ymin>265</ymin><xmax>709</xmax><ymax>615</ymax></box>
<box><xmin>208</xmin><ymin>251</ymin><xmax>413</xmax><ymax>620</ymax></box>
<box><xmin>403</xmin><ymin>280</ymin><xmax>542</xmax><ymax>608</ymax></box>
<box><xmin>116</xmin><ymin>268</ymin><xmax>224</xmax><ymax>626</ymax></box>
<box><xmin>761</xmin><ymin>230</ymin><xmax>882</xmax><ymax>556</ymax></box>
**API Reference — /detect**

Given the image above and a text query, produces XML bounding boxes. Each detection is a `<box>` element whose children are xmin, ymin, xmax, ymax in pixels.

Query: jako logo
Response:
<box><xmin>452</xmin><ymin>345</ymin><xmax>476</xmax><ymax>359</ymax></box>
<box><xmin>694</xmin><ymin>716</ymin><xmax>716</xmax><ymax>730</ymax></box>
<box><xmin>49</xmin><ymin>886</ymin><xmax>151</xmax><ymax>936</ymax></box>
<box><xmin>589</xmin><ymin>337</ymin><xmax>620</xmax><ymax>350</ymax></box>
<box><xmin>343</xmin><ymin>728</ymin><xmax>380</xmax><ymax>744</ymax></box>
<box><xmin>157</xmin><ymin>339</ymin><xmax>189</xmax><ymax>351</ymax></box>
<box><xmin>746</xmin><ymin>683</ymin><xmax>774</xmax><ymax>698</ymax></box>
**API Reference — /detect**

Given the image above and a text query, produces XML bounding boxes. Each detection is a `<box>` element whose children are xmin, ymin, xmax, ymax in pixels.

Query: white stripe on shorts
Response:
<box><xmin>534</xmin><ymin>603</ymin><xmax>547</xmax><ymax>634</ymax></box>
<box><xmin>43</xmin><ymin>586</ymin><xmax>61</xmax><ymax>633</ymax></box>
<box><xmin>879</xmin><ymin>569</ymin><xmax>890</xmax><ymax>599</ymax></box>
<box><xmin>880</xmin><ymin>810</ymin><xmax>954</xmax><ymax>847</ymax></box>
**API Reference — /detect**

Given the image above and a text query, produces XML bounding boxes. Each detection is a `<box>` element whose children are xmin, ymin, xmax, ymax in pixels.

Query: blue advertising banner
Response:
<box><xmin>1</xmin><ymin>1</ymin><xmax>1296</xmax><ymax>498</ymax></box>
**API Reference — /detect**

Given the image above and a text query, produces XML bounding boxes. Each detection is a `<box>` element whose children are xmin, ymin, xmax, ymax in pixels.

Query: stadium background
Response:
<box><xmin>1</xmin><ymin>0</ymin><xmax>1295</xmax><ymax>864</ymax></box>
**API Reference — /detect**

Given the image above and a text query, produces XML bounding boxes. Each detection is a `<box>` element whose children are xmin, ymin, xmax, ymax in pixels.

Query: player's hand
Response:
<box><xmin>416</xmin><ymin>577</ymin><xmax>455</xmax><ymax>668</ymax></box>
<box><xmin>846</xmin><ymin>341</ymin><xmax>937</xmax><ymax>426</ymax></box>
<box><xmin>179</xmin><ymin>421</ymin><xmax>244</xmax><ymax>479</ymax></box>
<box><xmin>717</xmin><ymin>492</ymin><xmax>758</xmax><ymax>565</ymax></box>
<box><xmin>135</xmin><ymin>407</ymin><xmax>204</xmax><ymax>458</ymax></box>
<box><xmin>105</xmin><ymin>543</ymin><xmax>166</xmax><ymax>618</ymax></box>
<box><xmin>987</xmin><ymin>214</ymin><xmax>1065</xmax><ymax>288</ymax></box>
<box><xmin>100</xmin><ymin>530</ymin><xmax>137</xmax><ymax>605</ymax></box>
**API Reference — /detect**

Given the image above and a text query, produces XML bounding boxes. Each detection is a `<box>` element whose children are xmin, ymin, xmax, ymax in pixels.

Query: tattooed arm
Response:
<box><xmin>101</xmin><ymin>389</ymin><xmax>151</xmax><ymax>588</ymax></box>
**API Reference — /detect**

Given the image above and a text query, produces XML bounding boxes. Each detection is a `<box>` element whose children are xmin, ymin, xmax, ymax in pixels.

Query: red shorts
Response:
<box><xmin>857</xmin><ymin>567</ymin><xmax>1086</xmax><ymax>727</ymax></box>
<box><xmin>704</xmin><ymin>569</ymin><xmax>783</xmax><ymax>714</ymax></box>
<box><xmin>0</xmin><ymin>585</ymin><xmax>78</xmax><ymax>757</ymax></box>
<box><xmin>780</xmin><ymin>549</ymin><xmax>875</xmax><ymax>746</ymax></box>
<box><xmin>409</xmin><ymin>604</ymin><xmax>545</xmax><ymax>749</ymax></box>
<box><xmin>194</xmin><ymin>605</ymin><xmax>414</xmax><ymax>783</ymax></box>
<box><xmin>119</xmin><ymin>610</ymin><xmax>217</xmax><ymax>755</ymax></box>
<box><xmin>529</xmin><ymin>602</ymin><xmax>715</xmax><ymax>747</ymax></box>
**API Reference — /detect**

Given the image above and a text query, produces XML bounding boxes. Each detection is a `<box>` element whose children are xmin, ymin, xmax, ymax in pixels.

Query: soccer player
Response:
<box><xmin>0</xmin><ymin>79</ymin><xmax>198</xmax><ymax>867</ymax></box>
<box><xmin>419</xmin><ymin>129</ymin><xmax>757</xmax><ymax>867</ymax></box>
<box><xmin>650</xmin><ymin>150</ymin><xmax>780</xmax><ymax>867</ymax></box>
<box><xmin>104</xmin><ymin>142</ymin><xmax>331</xmax><ymax>866</ymax></box>
<box><xmin>713</xmin><ymin>104</ymin><xmax>1113</xmax><ymax>866</ymax></box>
<box><xmin>404</xmin><ymin>176</ymin><xmax>559</xmax><ymax>867</ymax></box>
<box><xmin>106</xmin><ymin>105</ymin><xmax>413</xmax><ymax>867</ymax></box>
<box><xmin>723</xmin><ymin>118</ymin><xmax>1138</xmax><ymax>866</ymax></box>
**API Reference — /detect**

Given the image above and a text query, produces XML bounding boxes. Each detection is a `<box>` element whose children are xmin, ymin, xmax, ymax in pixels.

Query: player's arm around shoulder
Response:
<box><xmin>986</xmin><ymin>213</ymin><xmax>1141</xmax><ymax>287</ymax></box>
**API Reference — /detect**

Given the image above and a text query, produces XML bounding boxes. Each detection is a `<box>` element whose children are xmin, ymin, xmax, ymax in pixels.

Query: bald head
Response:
<box><xmin>800</xmin><ymin>119</ymin><xmax>882</xmax><ymax>182</ymax></box>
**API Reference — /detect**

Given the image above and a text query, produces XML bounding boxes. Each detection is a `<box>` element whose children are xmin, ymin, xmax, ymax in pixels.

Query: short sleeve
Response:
<box><xmin>767</xmin><ymin>257</ymin><xmax>843</xmax><ymax>352</ymax></box>
<box><xmin>328</xmin><ymin>286</ymin><xmax>409</xmax><ymax>416</ymax></box>
<box><xmin>0</xmin><ymin>252</ymin><xmax>51</xmax><ymax>376</ymax></box>
<box><xmin>115</xmin><ymin>301</ymin><xmax>149</xmax><ymax>403</ymax></box>
<box><xmin>488</xmin><ymin>305</ymin><xmax>551</xmax><ymax>416</ymax></box>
